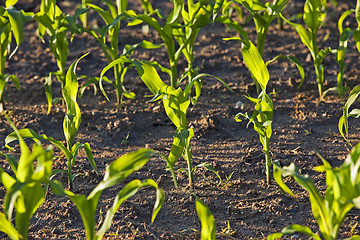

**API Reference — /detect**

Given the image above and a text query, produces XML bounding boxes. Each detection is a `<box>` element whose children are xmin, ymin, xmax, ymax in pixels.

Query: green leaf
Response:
<box><xmin>7</xmin><ymin>9</ymin><xmax>23</xmax><ymax>46</ymax></box>
<box><xmin>1</xmin><ymin>152</ymin><xmax>18</xmax><ymax>173</ymax></box>
<box><xmin>280</xmin><ymin>14</ymin><xmax>313</xmax><ymax>55</ymax></box>
<box><xmin>6</xmin><ymin>75</ymin><xmax>20</xmax><ymax>90</ymax></box>
<box><xmin>281</xmin><ymin>224</ymin><xmax>321</xmax><ymax>239</ymax></box>
<box><xmin>194</xmin><ymin>194</ymin><xmax>216</xmax><ymax>240</ymax></box>
<box><xmin>99</xmin><ymin>56</ymin><xmax>132</xmax><ymax>100</ymax></box>
<box><xmin>6</xmin><ymin>0</ymin><xmax>18</xmax><ymax>8</ymax></box>
<box><xmin>0</xmin><ymin>211</ymin><xmax>21</xmax><ymax>240</ymax></box>
<box><xmin>195</xmin><ymin>162</ymin><xmax>222</xmax><ymax>183</ymax></box>
<box><xmin>354</xmin><ymin>29</ymin><xmax>360</xmax><ymax>53</ymax></box>
<box><xmin>168</xmin><ymin>129</ymin><xmax>189</xmax><ymax>166</ymax></box>
<box><xmin>314</xmin><ymin>47</ymin><xmax>334</xmax><ymax>66</ymax></box>
<box><xmin>133</xmin><ymin>60</ymin><xmax>167</xmax><ymax>95</ymax></box>
<box><xmin>241</xmin><ymin>40</ymin><xmax>269</xmax><ymax>90</ymax></box>
<box><xmin>338</xmin><ymin>9</ymin><xmax>354</xmax><ymax>34</ymax></box>
<box><xmin>88</xmin><ymin>149</ymin><xmax>154</xmax><ymax>198</ymax></box>
<box><xmin>216</xmin><ymin>16</ymin><xmax>248</xmax><ymax>40</ymax></box>
<box><xmin>96</xmin><ymin>179</ymin><xmax>164</xmax><ymax>239</ymax></box>
<box><xmin>213</xmin><ymin>0</ymin><xmax>224</xmax><ymax>20</ymax></box>
<box><xmin>169</xmin><ymin>0</ymin><xmax>183</xmax><ymax>24</ymax></box>
<box><xmin>339</xmin><ymin>85</ymin><xmax>360</xmax><ymax>142</ymax></box>
<box><xmin>267</xmin><ymin>232</ymin><xmax>283</xmax><ymax>240</ymax></box>
<box><xmin>273</xmin><ymin>161</ymin><xmax>294</xmax><ymax>197</ymax></box>
<box><xmin>44</xmin><ymin>72</ymin><xmax>53</xmax><ymax>114</ymax></box>
<box><xmin>83</xmin><ymin>142</ymin><xmax>98</xmax><ymax>174</ymax></box>
<box><xmin>266</xmin><ymin>55</ymin><xmax>305</xmax><ymax>88</ymax></box>
<box><xmin>68</xmin><ymin>193</ymin><xmax>100</xmax><ymax>240</ymax></box>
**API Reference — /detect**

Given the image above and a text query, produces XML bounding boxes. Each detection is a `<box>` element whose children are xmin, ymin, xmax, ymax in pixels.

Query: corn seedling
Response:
<box><xmin>338</xmin><ymin>85</ymin><xmax>360</xmax><ymax>145</ymax></box>
<box><xmin>131</xmin><ymin>59</ymin><xmax>231</xmax><ymax>188</ymax></box>
<box><xmin>99</xmin><ymin>56</ymin><xmax>230</xmax><ymax>187</ymax></box>
<box><xmin>229</xmin><ymin>38</ymin><xmax>273</xmax><ymax>185</ymax></box>
<box><xmin>133</xmin><ymin>59</ymin><xmax>193</xmax><ymax>188</ymax></box>
<box><xmin>0</xmin><ymin>114</ymin><xmax>54</xmax><ymax>240</ymax></box>
<box><xmin>172</xmin><ymin>0</ymin><xmax>214</xmax><ymax>104</ymax></box>
<box><xmin>129</xmin><ymin>0</ymin><xmax>214</xmax><ymax>99</ymax></box>
<box><xmin>50</xmin><ymin>149</ymin><xmax>164</xmax><ymax>240</ymax></box>
<box><xmin>35</xmin><ymin>0</ymin><xmax>86</xmax><ymax>113</ymax></box>
<box><xmin>0</xmin><ymin>1</ymin><xmax>31</xmax><ymax>112</ymax></box>
<box><xmin>84</xmin><ymin>1</ymin><xmax>162</xmax><ymax>108</ymax></box>
<box><xmin>194</xmin><ymin>194</ymin><xmax>216</xmax><ymax>240</ymax></box>
<box><xmin>326</xmin><ymin>0</ymin><xmax>360</xmax><ymax>99</ymax></box>
<box><xmin>270</xmin><ymin>143</ymin><xmax>360</xmax><ymax>240</ymax></box>
<box><xmin>281</xmin><ymin>0</ymin><xmax>334</xmax><ymax>99</ymax></box>
<box><xmin>235</xmin><ymin>0</ymin><xmax>289</xmax><ymax>57</ymax></box>
<box><xmin>218</xmin><ymin>0</ymin><xmax>304</xmax><ymax>94</ymax></box>
<box><xmin>5</xmin><ymin>54</ymin><xmax>98</xmax><ymax>190</ymax></box>
<box><xmin>221</xmin><ymin>220</ymin><xmax>236</xmax><ymax>236</ymax></box>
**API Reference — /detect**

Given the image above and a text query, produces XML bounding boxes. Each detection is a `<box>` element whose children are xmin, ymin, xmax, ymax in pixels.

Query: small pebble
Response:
<box><xmin>153</xmin><ymin>105</ymin><xmax>160</xmax><ymax>111</ymax></box>
<box><xmin>235</xmin><ymin>100</ymin><xmax>243</xmax><ymax>109</ymax></box>
<box><xmin>291</xmin><ymin>235</ymin><xmax>300</xmax><ymax>239</ymax></box>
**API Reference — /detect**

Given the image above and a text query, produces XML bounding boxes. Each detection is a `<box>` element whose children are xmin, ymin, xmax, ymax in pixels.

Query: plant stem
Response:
<box><xmin>67</xmin><ymin>157</ymin><xmax>73</xmax><ymax>190</ymax></box>
<box><xmin>185</xmin><ymin>141</ymin><xmax>193</xmax><ymax>188</ymax></box>
<box><xmin>169</xmin><ymin>165</ymin><xmax>178</xmax><ymax>189</ymax></box>
<box><xmin>315</xmin><ymin>63</ymin><xmax>324</xmax><ymax>99</ymax></box>
<box><xmin>114</xmin><ymin>64</ymin><xmax>123</xmax><ymax>108</ymax></box>
<box><xmin>265</xmin><ymin>149</ymin><xmax>271</xmax><ymax>185</ymax></box>
<box><xmin>170</xmin><ymin>60</ymin><xmax>178</xmax><ymax>88</ymax></box>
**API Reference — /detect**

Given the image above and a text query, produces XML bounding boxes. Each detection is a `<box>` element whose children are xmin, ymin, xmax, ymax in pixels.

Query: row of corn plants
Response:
<box><xmin>1</xmin><ymin>0</ymin><xmax>360</xmax><ymax>239</ymax></box>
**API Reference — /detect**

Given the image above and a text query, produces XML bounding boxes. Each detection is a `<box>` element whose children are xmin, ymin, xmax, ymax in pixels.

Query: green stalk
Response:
<box><xmin>170</xmin><ymin>58</ymin><xmax>178</xmax><ymax>88</ymax></box>
<box><xmin>315</xmin><ymin>63</ymin><xmax>324</xmax><ymax>99</ymax></box>
<box><xmin>114</xmin><ymin>64</ymin><xmax>123</xmax><ymax>107</ymax></box>
<box><xmin>311</xmin><ymin>31</ymin><xmax>323</xmax><ymax>99</ymax></box>
<box><xmin>256</xmin><ymin>26</ymin><xmax>269</xmax><ymax>58</ymax></box>
<box><xmin>185</xmin><ymin>143</ymin><xmax>194</xmax><ymax>188</ymax></box>
<box><xmin>263</xmin><ymin>136</ymin><xmax>271</xmax><ymax>185</ymax></box>
<box><xmin>67</xmin><ymin>156</ymin><xmax>73</xmax><ymax>190</ymax></box>
<box><xmin>265</xmin><ymin>149</ymin><xmax>271</xmax><ymax>185</ymax></box>
<box><xmin>169</xmin><ymin>165</ymin><xmax>178</xmax><ymax>189</ymax></box>
<box><xmin>0</xmin><ymin>30</ymin><xmax>8</xmax><ymax>112</ymax></box>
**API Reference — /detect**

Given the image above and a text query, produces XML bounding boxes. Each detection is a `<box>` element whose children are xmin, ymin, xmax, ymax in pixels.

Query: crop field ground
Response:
<box><xmin>1</xmin><ymin>0</ymin><xmax>360</xmax><ymax>239</ymax></box>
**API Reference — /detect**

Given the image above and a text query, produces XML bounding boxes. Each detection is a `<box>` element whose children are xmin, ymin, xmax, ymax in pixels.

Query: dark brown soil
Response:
<box><xmin>1</xmin><ymin>0</ymin><xmax>360</xmax><ymax>239</ymax></box>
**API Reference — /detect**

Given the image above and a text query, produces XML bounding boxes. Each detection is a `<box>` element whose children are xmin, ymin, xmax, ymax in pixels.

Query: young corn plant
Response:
<box><xmin>5</xmin><ymin>54</ymin><xmax>98</xmax><ymax>190</ymax></box>
<box><xmin>0</xmin><ymin>114</ymin><xmax>54</xmax><ymax>240</ymax></box>
<box><xmin>50</xmin><ymin>149</ymin><xmax>164</xmax><ymax>240</ymax></box>
<box><xmin>231</xmin><ymin>38</ymin><xmax>274</xmax><ymax>185</ymax></box>
<box><xmin>235</xmin><ymin>0</ymin><xmax>289</xmax><ymax>57</ymax></box>
<box><xmin>99</xmin><ymin>55</ymin><xmax>229</xmax><ymax>188</ymax></box>
<box><xmin>171</xmin><ymin>0</ymin><xmax>214</xmax><ymax>104</ymax></box>
<box><xmin>329</xmin><ymin>0</ymin><xmax>360</xmax><ymax>99</ymax></box>
<box><xmin>0</xmin><ymin>1</ymin><xmax>31</xmax><ymax>112</ymax></box>
<box><xmin>121</xmin><ymin>59</ymin><xmax>223</xmax><ymax>188</ymax></box>
<box><xmin>216</xmin><ymin>0</ymin><xmax>304</xmax><ymax>94</ymax></box>
<box><xmin>269</xmin><ymin>143</ymin><xmax>360</xmax><ymax>240</ymax></box>
<box><xmin>35</xmin><ymin>0</ymin><xmax>85</xmax><ymax>113</ymax></box>
<box><xmin>84</xmin><ymin>1</ymin><xmax>135</xmax><ymax>107</ymax></box>
<box><xmin>128</xmin><ymin>0</ymin><xmax>214</xmax><ymax>100</ymax></box>
<box><xmin>281</xmin><ymin>0</ymin><xmax>333</xmax><ymax>99</ymax></box>
<box><xmin>82</xmin><ymin>1</ymin><xmax>163</xmax><ymax>108</ymax></box>
<box><xmin>132</xmin><ymin>59</ymin><xmax>193</xmax><ymax>188</ymax></box>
